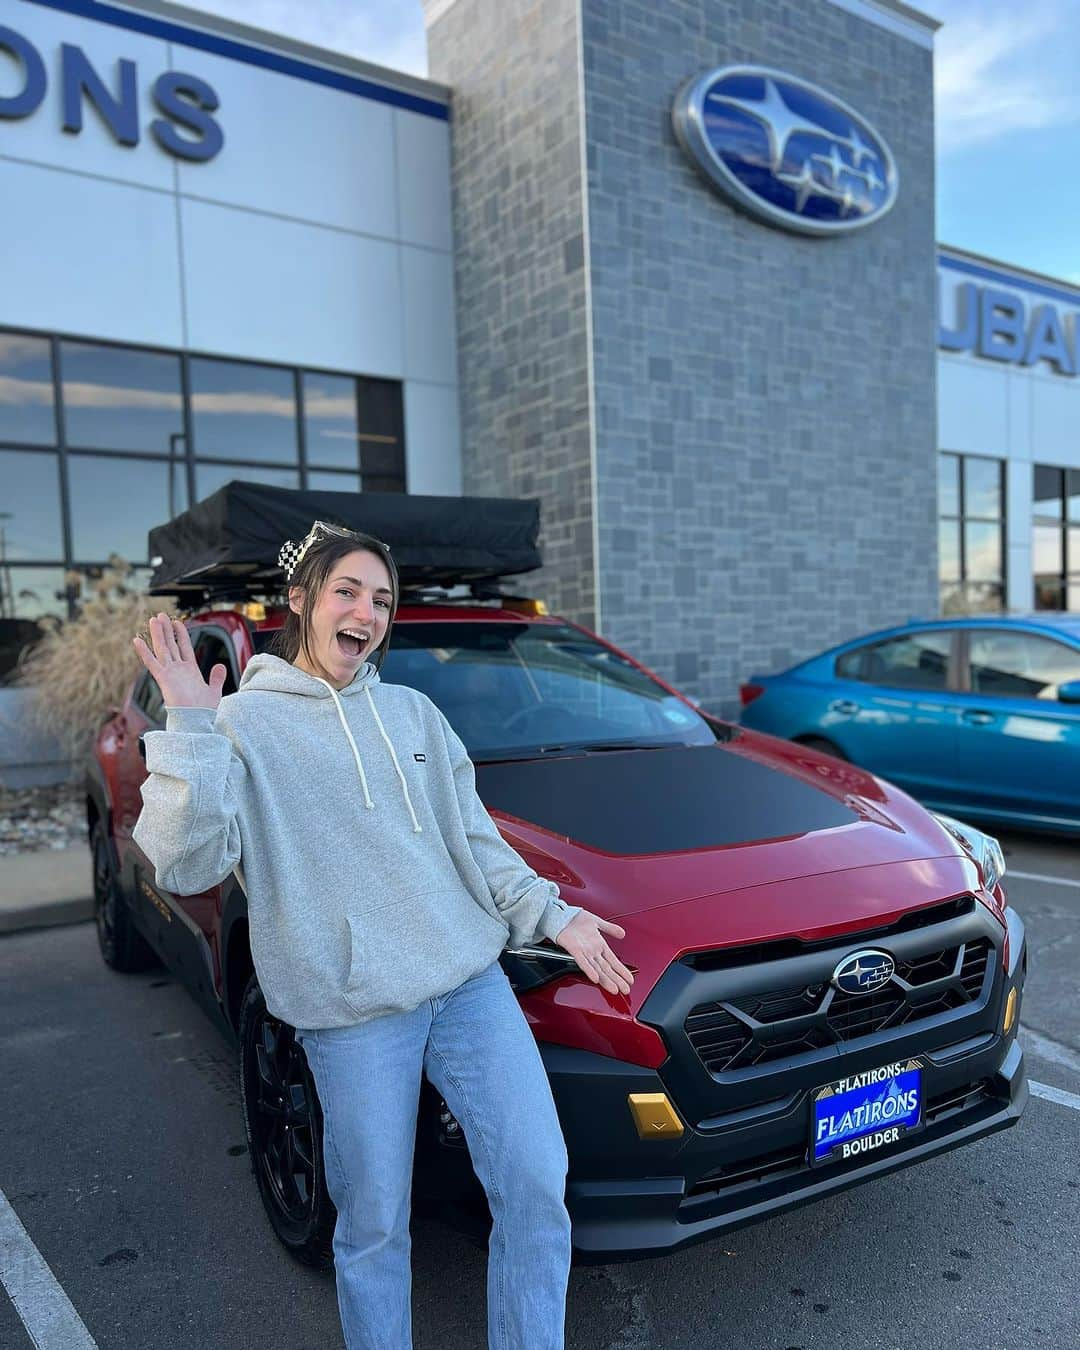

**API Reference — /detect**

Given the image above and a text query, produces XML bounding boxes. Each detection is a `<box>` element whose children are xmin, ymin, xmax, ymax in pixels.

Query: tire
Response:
<box><xmin>238</xmin><ymin>974</ymin><xmax>336</xmax><ymax>1269</ymax></box>
<box><xmin>797</xmin><ymin>735</ymin><xmax>849</xmax><ymax>762</ymax></box>
<box><xmin>91</xmin><ymin>817</ymin><xmax>157</xmax><ymax>972</ymax></box>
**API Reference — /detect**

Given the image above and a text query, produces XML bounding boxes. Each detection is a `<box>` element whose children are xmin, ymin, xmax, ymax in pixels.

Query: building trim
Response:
<box><xmin>21</xmin><ymin>0</ymin><xmax>450</xmax><ymax>120</ymax></box>
<box><xmin>823</xmin><ymin>0</ymin><xmax>938</xmax><ymax>48</ymax></box>
<box><xmin>938</xmin><ymin>246</ymin><xmax>1080</xmax><ymax>308</ymax></box>
<box><xmin>575</xmin><ymin>0</ymin><xmax>600</xmax><ymax>633</ymax></box>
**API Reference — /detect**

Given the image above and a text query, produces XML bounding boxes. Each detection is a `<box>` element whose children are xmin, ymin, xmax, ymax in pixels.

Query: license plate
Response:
<box><xmin>810</xmin><ymin>1057</ymin><xmax>924</xmax><ymax>1166</ymax></box>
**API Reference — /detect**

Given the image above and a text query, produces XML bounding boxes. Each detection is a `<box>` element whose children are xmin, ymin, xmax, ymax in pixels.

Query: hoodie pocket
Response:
<box><xmin>341</xmin><ymin>891</ymin><xmax>506</xmax><ymax>1020</ymax></box>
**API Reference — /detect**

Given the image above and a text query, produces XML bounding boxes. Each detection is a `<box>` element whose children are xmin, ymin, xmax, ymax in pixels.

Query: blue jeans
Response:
<box><xmin>295</xmin><ymin>960</ymin><xmax>572</xmax><ymax>1350</ymax></box>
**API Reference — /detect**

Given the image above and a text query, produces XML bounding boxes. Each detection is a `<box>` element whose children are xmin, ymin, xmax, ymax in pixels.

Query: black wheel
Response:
<box><xmin>238</xmin><ymin>975</ymin><xmax>336</xmax><ymax>1269</ymax></box>
<box><xmin>91</xmin><ymin>817</ymin><xmax>157</xmax><ymax>972</ymax></box>
<box><xmin>797</xmin><ymin>735</ymin><xmax>849</xmax><ymax>762</ymax></box>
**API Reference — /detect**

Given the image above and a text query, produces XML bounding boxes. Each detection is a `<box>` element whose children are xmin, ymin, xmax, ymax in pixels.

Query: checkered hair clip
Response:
<box><xmin>277</xmin><ymin>519</ymin><xmax>391</xmax><ymax>582</ymax></box>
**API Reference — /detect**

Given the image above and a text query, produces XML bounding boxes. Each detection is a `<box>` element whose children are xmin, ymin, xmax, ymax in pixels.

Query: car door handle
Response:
<box><xmin>962</xmin><ymin>710</ymin><xmax>996</xmax><ymax>726</ymax></box>
<box><xmin>830</xmin><ymin>700</ymin><xmax>859</xmax><ymax>715</ymax></box>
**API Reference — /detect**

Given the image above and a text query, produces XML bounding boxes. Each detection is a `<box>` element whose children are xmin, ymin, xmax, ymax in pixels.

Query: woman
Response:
<box><xmin>131</xmin><ymin>519</ymin><xmax>634</xmax><ymax>1350</ymax></box>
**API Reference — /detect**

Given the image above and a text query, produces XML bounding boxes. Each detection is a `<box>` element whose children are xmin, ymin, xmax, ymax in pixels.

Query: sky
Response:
<box><xmin>185</xmin><ymin>0</ymin><xmax>1080</xmax><ymax>284</ymax></box>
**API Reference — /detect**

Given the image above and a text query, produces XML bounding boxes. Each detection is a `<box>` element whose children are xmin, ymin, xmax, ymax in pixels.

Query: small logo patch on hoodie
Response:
<box><xmin>414</xmin><ymin>753</ymin><xmax>426</xmax><ymax>762</ymax></box>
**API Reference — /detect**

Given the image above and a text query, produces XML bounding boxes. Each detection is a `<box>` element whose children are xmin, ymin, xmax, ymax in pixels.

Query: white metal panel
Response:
<box><xmin>401</xmin><ymin>245</ymin><xmax>458</xmax><ymax>384</ymax></box>
<box><xmin>0</xmin><ymin>158</ymin><xmax>183</xmax><ymax>345</ymax></box>
<box><xmin>173</xmin><ymin>48</ymin><xmax>398</xmax><ymax>238</ymax></box>
<box><xmin>936</xmin><ymin>357</ymin><xmax>1009</xmax><ymax>456</ymax></box>
<box><xmin>394</xmin><ymin>108</ymin><xmax>452</xmax><ymax>251</ymax></box>
<box><xmin>1005</xmin><ymin>367</ymin><xmax>1031</xmax><ymax>463</ymax></box>
<box><xmin>2</xmin><ymin>0</ymin><xmax>174</xmax><ymax>189</ymax></box>
<box><xmin>1006</xmin><ymin>456</ymin><xmax>1033</xmax><ymax>549</ymax></box>
<box><xmin>180</xmin><ymin>197</ymin><xmax>403</xmax><ymax>374</ymax></box>
<box><xmin>1030</xmin><ymin>374</ymin><xmax>1080</xmax><ymax>469</ymax></box>
<box><xmin>403</xmin><ymin>380</ymin><xmax>462</xmax><ymax>495</ymax></box>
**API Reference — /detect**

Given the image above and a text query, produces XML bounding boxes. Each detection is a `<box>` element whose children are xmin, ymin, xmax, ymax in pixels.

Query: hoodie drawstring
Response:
<box><xmin>366</xmin><ymin>687</ymin><xmax>423</xmax><ymax>834</ymax></box>
<box><xmin>316</xmin><ymin>679</ymin><xmax>375</xmax><ymax>810</ymax></box>
<box><xmin>312</xmin><ymin>676</ymin><xmax>423</xmax><ymax>833</ymax></box>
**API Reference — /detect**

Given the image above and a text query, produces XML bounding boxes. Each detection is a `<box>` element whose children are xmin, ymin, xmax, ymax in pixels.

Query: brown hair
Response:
<box><xmin>269</xmin><ymin>529</ymin><xmax>400</xmax><ymax>674</ymax></box>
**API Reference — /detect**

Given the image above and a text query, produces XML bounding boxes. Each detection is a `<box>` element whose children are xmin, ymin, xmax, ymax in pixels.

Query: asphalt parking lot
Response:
<box><xmin>1</xmin><ymin>831</ymin><xmax>1078</xmax><ymax>1350</ymax></box>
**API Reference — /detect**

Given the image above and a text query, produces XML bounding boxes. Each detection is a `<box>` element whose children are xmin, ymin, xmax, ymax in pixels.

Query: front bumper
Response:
<box><xmin>544</xmin><ymin>903</ymin><xmax>1028</xmax><ymax>1263</ymax></box>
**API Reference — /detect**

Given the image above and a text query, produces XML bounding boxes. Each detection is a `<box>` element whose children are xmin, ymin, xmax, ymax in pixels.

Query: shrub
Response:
<box><xmin>9</xmin><ymin>557</ymin><xmax>178</xmax><ymax>766</ymax></box>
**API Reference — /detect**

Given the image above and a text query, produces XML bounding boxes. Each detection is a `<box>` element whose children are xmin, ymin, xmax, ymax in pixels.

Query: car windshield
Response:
<box><xmin>254</xmin><ymin>619</ymin><xmax>719</xmax><ymax>760</ymax></box>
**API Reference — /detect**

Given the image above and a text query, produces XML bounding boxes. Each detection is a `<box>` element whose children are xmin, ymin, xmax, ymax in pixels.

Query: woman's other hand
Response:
<box><xmin>133</xmin><ymin>612</ymin><xmax>226</xmax><ymax>711</ymax></box>
<box><xmin>554</xmin><ymin>911</ymin><xmax>635</xmax><ymax>996</ymax></box>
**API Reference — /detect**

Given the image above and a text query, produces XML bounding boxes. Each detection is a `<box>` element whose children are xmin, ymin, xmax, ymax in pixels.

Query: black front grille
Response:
<box><xmin>686</xmin><ymin>938</ymin><xmax>995</xmax><ymax>1076</ymax></box>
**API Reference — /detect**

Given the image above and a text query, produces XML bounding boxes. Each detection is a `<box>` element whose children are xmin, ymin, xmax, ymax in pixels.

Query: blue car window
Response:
<box><xmin>841</xmin><ymin>632</ymin><xmax>951</xmax><ymax>691</ymax></box>
<box><xmin>969</xmin><ymin>632</ymin><xmax>1080</xmax><ymax>700</ymax></box>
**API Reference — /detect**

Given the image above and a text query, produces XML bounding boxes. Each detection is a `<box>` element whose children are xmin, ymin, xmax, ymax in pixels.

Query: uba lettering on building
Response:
<box><xmin>940</xmin><ymin>280</ymin><xmax>1079</xmax><ymax>377</ymax></box>
<box><xmin>0</xmin><ymin>22</ymin><xmax>223</xmax><ymax>161</ymax></box>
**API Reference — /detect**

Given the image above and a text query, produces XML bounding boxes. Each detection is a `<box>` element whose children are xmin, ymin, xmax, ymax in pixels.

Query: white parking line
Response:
<box><xmin>1009</xmin><ymin>869</ymin><xmax>1080</xmax><ymax>889</ymax></box>
<box><xmin>0</xmin><ymin>1187</ymin><xmax>98</xmax><ymax>1349</ymax></box>
<box><xmin>1030</xmin><ymin>1080</ymin><xmax>1080</xmax><ymax>1113</ymax></box>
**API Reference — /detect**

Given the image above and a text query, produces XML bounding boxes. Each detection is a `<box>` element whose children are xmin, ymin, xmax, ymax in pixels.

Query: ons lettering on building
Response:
<box><xmin>0</xmin><ymin>20</ymin><xmax>223</xmax><ymax>162</ymax></box>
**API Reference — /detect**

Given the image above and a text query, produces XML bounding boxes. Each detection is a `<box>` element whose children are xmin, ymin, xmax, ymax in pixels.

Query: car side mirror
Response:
<box><xmin>1058</xmin><ymin>678</ymin><xmax>1080</xmax><ymax>704</ymax></box>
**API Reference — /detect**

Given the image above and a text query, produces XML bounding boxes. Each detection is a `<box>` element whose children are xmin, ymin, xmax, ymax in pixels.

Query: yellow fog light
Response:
<box><xmin>628</xmin><ymin>1093</ymin><xmax>684</xmax><ymax>1140</ymax></box>
<box><xmin>1003</xmin><ymin>986</ymin><xmax>1018</xmax><ymax>1035</ymax></box>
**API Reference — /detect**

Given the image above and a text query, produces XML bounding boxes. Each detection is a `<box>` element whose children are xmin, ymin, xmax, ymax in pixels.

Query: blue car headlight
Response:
<box><xmin>932</xmin><ymin>812</ymin><xmax>1007</xmax><ymax>892</ymax></box>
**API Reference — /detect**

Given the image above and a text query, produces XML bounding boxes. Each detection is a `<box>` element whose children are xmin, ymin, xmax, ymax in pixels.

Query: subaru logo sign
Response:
<box><xmin>672</xmin><ymin>66</ymin><xmax>898</xmax><ymax>236</ymax></box>
<box><xmin>832</xmin><ymin>950</ymin><xmax>895</xmax><ymax>995</ymax></box>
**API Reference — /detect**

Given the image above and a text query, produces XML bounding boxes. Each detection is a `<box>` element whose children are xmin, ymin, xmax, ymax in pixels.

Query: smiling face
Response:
<box><xmin>288</xmin><ymin>547</ymin><xmax>394</xmax><ymax>689</ymax></box>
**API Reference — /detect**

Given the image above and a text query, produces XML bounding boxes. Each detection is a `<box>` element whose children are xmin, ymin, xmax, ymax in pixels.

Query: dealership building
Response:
<box><xmin>1</xmin><ymin>0</ymin><xmax>1078</xmax><ymax>748</ymax></box>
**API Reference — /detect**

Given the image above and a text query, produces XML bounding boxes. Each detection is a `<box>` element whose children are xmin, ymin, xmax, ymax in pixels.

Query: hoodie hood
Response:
<box><xmin>239</xmin><ymin>651</ymin><xmax>382</xmax><ymax>697</ymax></box>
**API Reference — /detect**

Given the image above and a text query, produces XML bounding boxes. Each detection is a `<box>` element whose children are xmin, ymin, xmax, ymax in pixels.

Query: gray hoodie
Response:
<box><xmin>133</xmin><ymin>652</ymin><xmax>580</xmax><ymax>1030</ymax></box>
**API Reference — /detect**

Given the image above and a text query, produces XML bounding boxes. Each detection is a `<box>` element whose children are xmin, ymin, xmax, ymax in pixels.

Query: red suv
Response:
<box><xmin>86</xmin><ymin>487</ymin><xmax>1028</xmax><ymax>1265</ymax></box>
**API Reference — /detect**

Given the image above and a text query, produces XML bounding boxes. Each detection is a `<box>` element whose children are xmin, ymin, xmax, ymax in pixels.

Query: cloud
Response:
<box><xmin>183</xmin><ymin>0</ymin><xmax>428</xmax><ymax>77</ymax></box>
<box><xmin>929</xmin><ymin>0</ymin><xmax>1080</xmax><ymax>153</ymax></box>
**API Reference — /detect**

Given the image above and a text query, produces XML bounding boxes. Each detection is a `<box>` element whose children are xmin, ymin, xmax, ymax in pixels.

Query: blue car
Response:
<box><xmin>739</xmin><ymin>615</ymin><xmax>1080</xmax><ymax>836</ymax></box>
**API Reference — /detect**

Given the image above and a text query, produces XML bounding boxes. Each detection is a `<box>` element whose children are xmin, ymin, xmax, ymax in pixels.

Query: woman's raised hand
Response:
<box><xmin>133</xmin><ymin>612</ymin><xmax>227</xmax><ymax>711</ymax></box>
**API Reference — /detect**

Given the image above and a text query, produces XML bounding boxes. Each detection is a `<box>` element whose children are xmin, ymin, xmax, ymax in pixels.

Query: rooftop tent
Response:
<box><xmin>147</xmin><ymin>481</ymin><xmax>543</xmax><ymax>598</ymax></box>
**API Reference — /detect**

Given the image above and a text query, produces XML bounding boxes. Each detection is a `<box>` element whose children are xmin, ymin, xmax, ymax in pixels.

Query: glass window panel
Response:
<box><xmin>1034</xmin><ymin>576</ymin><xmax>1065</xmax><ymax>610</ymax></box>
<box><xmin>1068</xmin><ymin>470</ymin><xmax>1080</xmax><ymax>524</ymax></box>
<box><xmin>1068</xmin><ymin>580</ymin><xmax>1080</xmax><ymax>613</ymax></box>
<box><xmin>0</xmin><ymin>450</ymin><xmax>64</xmax><ymax>561</ymax></box>
<box><xmin>194</xmin><ymin>463</ymin><xmax>299</xmax><ymax>502</ymax></box>
<box><xmin>1033</xmin><ymin>464</ymin><xmax>1064</xmax><ymax>521</ymax></box>
<box><xmin>303</xmin><ymin>372</ymin><xmax>360</xmax><ymax>469</ymax></box>
<box><xmin>1034</xmin><ymin>524</ymin><xmax>1064</xmax><ymax>575</ymax></box>
<box><xmin>938</xmin><ymin>454</ymin><xmax>959</xmax><ymax>518</ymax></box>
<box><xmin>960</xmin><ymin>581</ymin><xmax>1005</xmax><ymax>613</ymax></box>
<box><xmin>308</xmin><ymin>470</ymin><xmax>362</xmax><ymax>493</ymax></box>
<box><xmin>963</xmin><ymin>456</ymin><xmax>1002</xmax><ymax>519</ymax></box>
<box><xmin>68</xmin><ymin>455</ymin><xmax>188</xmax><ymax>563</ymax></box>
<box><xmin>940</xmin><ymin>580</ymin><xmax>966</xmax><ymax>616</ymax></box>
<box><xmin>969</xmin><ymin>631</ymin><xmax>1080</xmax><ymax>699</ymax></box>
<box><xmin>190</xmin><ymin>358</ymin><xmax>297</xmax><ymax>462</ymax></box>
<box><xmin>60</xmin><ymin>341</ymin><xmax>183</xmax><ymax>454</ymax></box>
<box><xmin>964</xmin><ymin>521</ymin><xmax>1002</xmax><ymax>580</ymax></box>
<box><xmin>0</xmin><ymin>333</ymin><xmax>56</xmax><ymax>445</ymax></box>
<box><xmin>938</xmin><ymin>519</ymin><xmax>960</xmax><ymax>581</ymax></box>
<box><xmin>1</xmin><ymin>566</ymin><xmax>68</xmax><ymax>621</ymax></box>
<box><xmin>358</xmin><ymin>378</ymin><xmax>405</xmax><ymax>484</ymax></box>
<box><xmin>857</xmin><ymin>632</ymin><xmax>952</xmax><ymax>691</ymax></box>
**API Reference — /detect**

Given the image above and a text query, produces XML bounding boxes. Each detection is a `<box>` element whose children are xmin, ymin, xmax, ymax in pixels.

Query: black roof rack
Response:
<box><xmin>146</xmin><ymin>481</ymin><xmax>543</xmax><ymax>600</ymax></box>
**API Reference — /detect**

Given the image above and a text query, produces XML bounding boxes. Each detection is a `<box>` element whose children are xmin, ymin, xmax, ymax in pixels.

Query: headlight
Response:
<box><xmin>501</xmin><ymin>943</ymin><xmax>581</xmax><ymax>994</ymax></box>
<box><xmin>932</xmin><ymin>812</ymin><xmax>1006</xmax><ymax>892</ymax></box>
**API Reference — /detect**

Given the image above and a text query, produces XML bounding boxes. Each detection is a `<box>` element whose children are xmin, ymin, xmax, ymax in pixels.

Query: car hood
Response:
<box><xmin>474</xmin><ymin>728</ymin><xmax>972</xmax><ymax>922</ymax></box>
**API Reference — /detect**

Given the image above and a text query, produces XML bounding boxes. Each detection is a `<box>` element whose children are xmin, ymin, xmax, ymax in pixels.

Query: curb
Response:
<box><xmin>0</xmin><ymin>897</ymin><xmax>94</xmax><ymax>936</ymax></box>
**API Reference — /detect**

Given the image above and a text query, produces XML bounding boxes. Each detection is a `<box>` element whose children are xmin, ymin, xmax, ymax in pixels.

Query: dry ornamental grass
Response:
<box><xmin>9</xmin><ymin>557</ymin><xmax>179</xmax><ymax>764</ymax></box>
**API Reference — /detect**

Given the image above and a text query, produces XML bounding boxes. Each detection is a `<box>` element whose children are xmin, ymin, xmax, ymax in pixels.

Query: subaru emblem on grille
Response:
<box><xmin>832</xmin><ymin>949</ymin><xmax>895</xmax><ymax>995</ymax></box>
